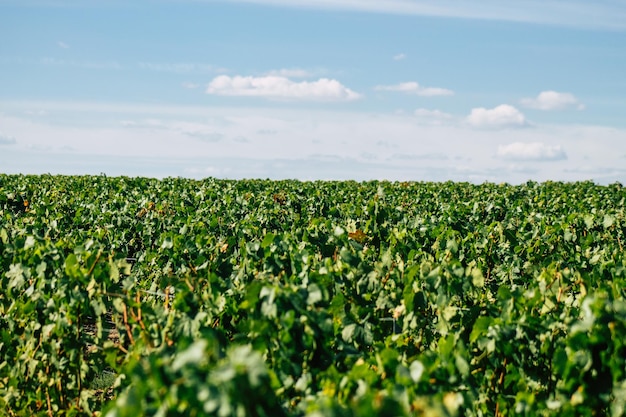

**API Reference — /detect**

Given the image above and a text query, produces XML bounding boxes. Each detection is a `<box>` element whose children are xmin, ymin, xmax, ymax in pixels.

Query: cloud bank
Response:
<box><xmin>2</xmin><ymin>100</ymin><xmax>625</xmax><ymax>184</ymax></box>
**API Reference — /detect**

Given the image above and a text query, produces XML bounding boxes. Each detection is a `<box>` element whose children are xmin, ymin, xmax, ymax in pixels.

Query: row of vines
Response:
<box><xmin>1</xmin><ymin>174</ymin><xmax>625</xmax><ymax>416</ymax></box>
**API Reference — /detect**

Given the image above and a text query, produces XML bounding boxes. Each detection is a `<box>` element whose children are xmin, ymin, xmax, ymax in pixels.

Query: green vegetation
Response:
<box><xmin>1</xmin><ymin>174</ymin><xmax>625</xmax><ymax>416</ymax></box>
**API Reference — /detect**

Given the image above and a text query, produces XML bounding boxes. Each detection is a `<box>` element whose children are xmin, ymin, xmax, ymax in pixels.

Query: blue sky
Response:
<box><xmin>1</xmin><ymin>0</ymin><xmax>625</xmax><ymax>182</ymax></box>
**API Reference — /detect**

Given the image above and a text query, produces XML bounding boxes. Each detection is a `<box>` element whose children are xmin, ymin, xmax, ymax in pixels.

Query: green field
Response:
<box><xmin>1</xmin><ymin>174</ymin><xmax>625</xmax><ymax>416</ymax></box>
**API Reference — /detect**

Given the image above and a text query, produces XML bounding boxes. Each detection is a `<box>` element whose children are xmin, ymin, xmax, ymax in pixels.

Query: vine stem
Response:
<box><xmin>87</xmin><ymin>250</ymin><xmax>102</xmax><ymax>276</ymax></box>
<box><xmin>498</xmin><ymin>358</ymin><xmax>507</xmax><ymax>385</ymax></box>
<box><xmin>122</xmin><ymin>303</ymin><xmax>135</xmax><ymax>345</ymax></box>
<box><xmin>76</xmin><ymin>311</ymin><xmax>82</xmax><ymax>406</ymax></box>
<box><xmin>46</xmin><ymin>387</ymin><xmax>53</xmax><ymax>417</ymax></box>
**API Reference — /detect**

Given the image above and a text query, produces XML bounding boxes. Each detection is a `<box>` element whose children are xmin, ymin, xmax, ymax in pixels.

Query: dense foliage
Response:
<box><xmin>1</xmin><ymin>174</ymin><xmax>625</xmax><ymax>416</ymax></box>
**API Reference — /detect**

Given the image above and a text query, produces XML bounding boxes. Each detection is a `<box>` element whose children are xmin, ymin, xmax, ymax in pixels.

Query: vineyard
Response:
<box><xmin>1</xmin><ymin>174</ymin><xmax>625</xmax><ymax>416</ymax></box>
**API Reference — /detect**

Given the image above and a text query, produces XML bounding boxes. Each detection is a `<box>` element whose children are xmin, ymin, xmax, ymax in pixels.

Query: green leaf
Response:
<box><xmin>161</xmin><ymin>236</ymin><xmax>173</xmax><ymax>249</ymax></box>
<box><xmin>446</xmin><ymin>238</ymin><xmax>458</xmax><ymax>253</ymax></box>
<box><xmin>470</xmin><ymin>316</ymin><xmax>493</xmax><ymax>344</ymax></box>
<box><xmin>455</xmin><ymin>354</ymin><xmax>469</xmax><ymax>376</ymax></box>
<box><xmin>409</xmin><ymin>360</ymin><xmax>424</xmax><ymax>383</ymax></box>
<box><xmin>603</xmin><ymin>214</ymin><xmax>615</xmax><ymax>229</ymax></box>
<box><xmin>342</xmin><ymin>323</ymin><xmax>356</xmax><ymax>343</ymax></box>
<box><xmin>6</xmin><ymin>263</ymin><xmax>25</xmax><ymax>290</ymax></box>
<box><xmin>261</xmin><ymin>232</ymin><xmax>275</xmax><ymax>248</ymax></box>
<box><xmin>470</xmin><ymin>267</ymin><xmax>485</xmax><ymax>288</ymax></box>
<box><xmin>110</xmin><ymin>261</ymin><xmax>120</xmax><ymax>282</ymax></box>
<box><xmin>64</xmin><ymin>253</ymin><xmax>80</xmax><ymax>276</ymax></box>
<box><xmin>24</xmin><ymin>235</ymin><xmax>35</xmax><ymax>250</ymax></box>
<box><xmin>307</xmin><ymin>283</ymin><xmax>323</xmax><ymax>305</ymax></box>
<box><xmin>172</xmin><ymin>339</ymin><xmax>207</xmax><ymax>371</ymax></box>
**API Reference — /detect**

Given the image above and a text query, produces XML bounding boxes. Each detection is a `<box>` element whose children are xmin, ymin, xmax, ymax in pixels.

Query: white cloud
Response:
<box><xmin>497</xmin><ymin>142</ymin><xmax>567</xmax><ymax>161</ymax></box>
<box><xmin>182</xmin><ymin>82</ymin><xmax>200</xmax><ymax>89</ymax></box>
<box><xmin>0</xmin><ymin>133</ymin><xmax>17</xmax><ymax>145</ymax></box>
<box><xmin>374</xmin><ymin>82</ymin><xmax>454</xmax><ymax>96</ymax></box>
<box><xmin>206</xmin><ymin>75</ymin><xmax>362</xmax><ymax>101</ymax></box>
<box><xmin>375</xmin><ymin>82</ymin><xmax>419</xmax><ymax>92</ymax></box>
<box><xmin>521</xmin><ymin>91</ymin><xmax>584</xmax><ymax>110</ymax></box>
<box><xmin>393</xmin><ymin>53</ymin><xmax>406</xmax><ymax>61</ymax></box>
<box><xmin>57</xmin><ymin>41</ymin><xmax>69</xmax><ymax>49</ymax></box>
<box><xmin>466</xmin><ymin>104</ymin><xmax>527</xmax><ymax>129</ymax></box>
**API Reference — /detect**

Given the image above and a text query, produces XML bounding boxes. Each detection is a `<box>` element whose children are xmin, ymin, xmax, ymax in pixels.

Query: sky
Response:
<box><xmin>1</xmin><ymin>0</ymin><xmax>626</xmax><ymax>183</ymax></box>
